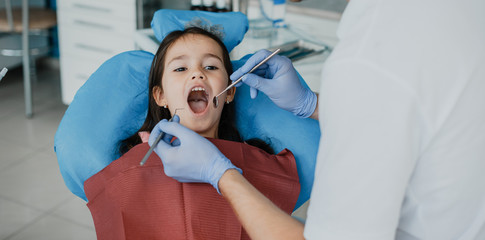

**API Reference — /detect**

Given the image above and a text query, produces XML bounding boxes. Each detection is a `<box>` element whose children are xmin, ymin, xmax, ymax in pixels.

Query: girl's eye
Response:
<box><xmin>174</xmin><ymin>67</ymin><xmax>186</xmax><ymax>72</ymax></box>
<box><xmin>205</xmin><ymin>66</ymin><xmax>218</xmax><ymax>70</ymax></box>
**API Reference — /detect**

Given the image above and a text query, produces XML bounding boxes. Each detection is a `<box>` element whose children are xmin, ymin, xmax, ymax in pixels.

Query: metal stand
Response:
<box><xmin>22</xmin><ymin>0</ymin><xmax>33</xmax><ymax>118</ymax></box>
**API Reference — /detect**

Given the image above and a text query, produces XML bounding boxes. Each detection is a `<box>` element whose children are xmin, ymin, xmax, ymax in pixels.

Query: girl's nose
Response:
<box><xmin>191</xmin><ymin>71</ymin><xmax>204</xmax><ymax>80</ymax></box>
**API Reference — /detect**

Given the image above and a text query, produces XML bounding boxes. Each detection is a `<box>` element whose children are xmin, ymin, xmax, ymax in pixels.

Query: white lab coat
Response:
<box><xmin>305</xmin><ymin>0</ymin><xmax>485</xmax><ymax>239</ymax></box>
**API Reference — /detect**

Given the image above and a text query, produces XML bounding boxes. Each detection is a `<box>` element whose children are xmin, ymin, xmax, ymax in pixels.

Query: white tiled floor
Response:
<box><xmin>0</xmin><ymin>61</ymin><xmax>96</xmax><ymax>240</ymax></box>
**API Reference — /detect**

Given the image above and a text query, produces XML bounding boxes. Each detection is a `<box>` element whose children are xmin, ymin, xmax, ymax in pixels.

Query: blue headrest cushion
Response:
<box><xmin>55</xmin><ymin>51</ymin><xmax>153</xmax><ymax>200</ymax></box>
<box><xmin>151</xmin><ymin>9</ymin><xmax>248</xmax><ymax>52</ymax></box>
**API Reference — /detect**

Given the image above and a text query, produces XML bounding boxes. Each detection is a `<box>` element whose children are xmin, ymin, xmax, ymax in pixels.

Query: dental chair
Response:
<box><xmin>54</xmin><ymin>9</ymin><xmax>320</xmax><ymax>211</ymax></box>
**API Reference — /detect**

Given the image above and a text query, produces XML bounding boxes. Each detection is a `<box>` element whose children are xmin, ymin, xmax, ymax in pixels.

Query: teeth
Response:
<box><xmin>191</xmin><ymin>87</ymin><xmax>206</xmax><ymax>92</ymax></box>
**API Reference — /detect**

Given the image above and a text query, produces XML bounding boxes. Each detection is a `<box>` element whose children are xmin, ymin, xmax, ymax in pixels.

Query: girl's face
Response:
<box><xmin>153</xmin><ymin>33</ymin><xmax>235</xmax><ymax>138</ymax></box>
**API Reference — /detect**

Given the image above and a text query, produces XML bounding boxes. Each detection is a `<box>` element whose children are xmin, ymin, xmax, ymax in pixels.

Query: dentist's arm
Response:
<box><xmin>310</xmin><ymin>93</ymin><xmax>319</xmax><ymax>120</ymax></box>
<box><xmin>219</xmin><ymin>169</ymin><xmax>304</xmax><ymax>240</ymax></box>
<box><xmin>149</xmin><ymin>119</ymin><xmax>304</xmax><ymax>240</ymax></box>
<box><xmin>231</xmin><ymin>50</ymin><xmax>319</xmax><ymax>120</ymax></box>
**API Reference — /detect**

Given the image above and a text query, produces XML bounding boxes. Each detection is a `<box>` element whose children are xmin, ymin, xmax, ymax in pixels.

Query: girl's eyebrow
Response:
<box><xmin>166</xmin><ymin>55</ymin><xmax>188</xmax><ymax>66</ymax></box>
<box><xmin>166</xmin><ymin>53</ymin><xmax>223</xmax><ymax>65</ymax></box>
<box><xmin>204</xmin><ymin>53</ymin><xmax>223</xmax><ymax>62</ymax></box>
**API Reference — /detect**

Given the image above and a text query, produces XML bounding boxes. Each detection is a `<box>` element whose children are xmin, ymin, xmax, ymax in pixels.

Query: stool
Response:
<box><xmin>0</xmin><ymin>0</ymin><xmax>57</xmax><ymax>118</ymax></box>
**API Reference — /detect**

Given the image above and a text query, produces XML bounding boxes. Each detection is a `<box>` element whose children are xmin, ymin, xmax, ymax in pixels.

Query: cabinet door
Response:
<box><xmin>57</xmin><ymin>0</ymin><xmax>137</xmax><ymax>104</ymax></box>
<box><xmin>60</xmin><ymin>29</ymin><xmax>134</xmax><ymax>61</ymax></box>
<box><xmin>59</xmin><ymin>11</ymin><xmax>136</xmax><ymax>36</ymax></box>
<box><xmin>60</xmin><ymin>55</ymin><xmax>102</xmax><ymax>104</ymax></box>
<box><xmin>59</xmin><ymin>0</ymin><xmax>136</xmax><ymax>21</ymax></box>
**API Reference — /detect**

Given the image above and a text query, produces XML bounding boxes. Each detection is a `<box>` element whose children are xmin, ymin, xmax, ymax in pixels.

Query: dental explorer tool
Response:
<box><xmin>212</xmin><ymin>48</ymin><xmax>281</xmax><ymax>108</ymax></box>
<box><xmin>0</xmin><ymin>68</ymin><xmax>7</xmax><ymax>82</ymax></box>
<box><xmin>140</xmin><ymin>108</ymin><xmax>183</xmax><ymax>166</ymax></box>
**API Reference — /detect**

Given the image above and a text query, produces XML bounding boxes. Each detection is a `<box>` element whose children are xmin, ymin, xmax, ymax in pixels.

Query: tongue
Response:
<box><xmin>188</xmin><ymin>99</ymin><xmax>207</xmax><ymax>113</ymax></box>
<box><xmin>188</xmin><ymin>91</ymin><xmax>208</xmax><ymax>114</ymax></box>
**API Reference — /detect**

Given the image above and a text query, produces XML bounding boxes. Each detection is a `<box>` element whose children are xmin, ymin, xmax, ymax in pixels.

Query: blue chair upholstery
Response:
<box><xmin>151</xmin><ymin>9</ymin><xmax>248</xmax><ymax>52</ymax></box>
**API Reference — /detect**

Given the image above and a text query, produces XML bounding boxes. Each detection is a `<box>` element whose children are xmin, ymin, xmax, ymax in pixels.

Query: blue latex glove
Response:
<box><xmin>230</xmin><ymin>49</ymin><xmax>317</xmax><ymax>118</ymax></box>
<box><xmin>148</xmin><ymin>115</ymin><xmax>242</xmax><ymax>194</ymax></box>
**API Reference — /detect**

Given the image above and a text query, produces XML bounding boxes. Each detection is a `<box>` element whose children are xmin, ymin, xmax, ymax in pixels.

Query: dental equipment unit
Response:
<box><xmin>140</xmin><ymin>108</ymin><xmax>184</xmax><ymax>166</ymax></box>
<box><xmin>213</xmin><ymin>48</ymin><xmax>281</xmax><ymax>108</ymax></box>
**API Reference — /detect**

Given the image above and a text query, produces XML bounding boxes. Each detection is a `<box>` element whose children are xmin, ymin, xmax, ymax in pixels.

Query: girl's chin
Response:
<box><xmin>193</xmin><ymin>129</ymin><xmax>217</xmax><ymax>139</ymax></box>
<box><xmin>180</xmin><ymin>120</ymin><xmax>217</xmax><ymax>138</ymax></box>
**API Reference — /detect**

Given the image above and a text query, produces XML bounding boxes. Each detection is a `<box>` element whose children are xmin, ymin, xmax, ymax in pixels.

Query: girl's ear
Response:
<box><xmin>153</xmin><ymin>86</ymin><xmax>167</xmax><ymax>107</ymax></box>
<box><xmin>225</xmin><ymin>87</ymin><xmax>236</xmax><ymax>103</ymax></box>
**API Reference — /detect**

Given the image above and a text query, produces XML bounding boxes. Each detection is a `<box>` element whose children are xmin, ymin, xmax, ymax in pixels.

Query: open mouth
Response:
<box><xmin>187</xmin><ymin>87</ymin><xmax>209</xmax><ymax>114</ymax></box>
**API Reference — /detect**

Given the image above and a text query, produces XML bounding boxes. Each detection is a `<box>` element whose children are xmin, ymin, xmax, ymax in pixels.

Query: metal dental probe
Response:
<box><xmin>212</xmin><ymin>48</ymin><xmax>281</xmax><ymax>108</ymax></box>
<box><xmin>140</xmin><ymin>108</ymin><xmax>184</xmax><ymax>166</ymax></box>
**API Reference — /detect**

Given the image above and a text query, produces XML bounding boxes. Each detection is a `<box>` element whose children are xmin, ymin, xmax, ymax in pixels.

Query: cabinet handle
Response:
<box><xmin>73</xmin><ymin>20</ymin><xmax>113</xmax><ymax>30</ymax></box>
<box><xmin>75</xmin><ymin>43</ymin><xmax>114</xmax><ymax>55</ymax></box>
<box><xmin>72</xmin><ymin>3</ymin><xmax>111</xmax><ymax>13</ymax></box>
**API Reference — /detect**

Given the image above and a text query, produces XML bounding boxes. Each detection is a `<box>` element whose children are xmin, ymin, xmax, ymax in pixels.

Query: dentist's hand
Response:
<box><xmin>148</xmin><ymin>117</ymin><xmax>242</xmax><ymax>194</ymax></box>
<box><xmin>231</xmin><ymin>49</ymin><xmax>317</xmax><ymax>118</ymax></box>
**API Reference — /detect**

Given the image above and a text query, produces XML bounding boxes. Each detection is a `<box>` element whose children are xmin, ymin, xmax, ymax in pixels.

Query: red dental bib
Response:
<box><xmin>84</xmin><ymin>138</ymin><xmax>300</xmax><ymax>240</ymax></box>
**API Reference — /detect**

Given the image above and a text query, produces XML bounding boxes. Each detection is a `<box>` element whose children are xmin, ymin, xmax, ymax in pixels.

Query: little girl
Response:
<box><xmin>84</xmin><ymin>26</ymin><xmax>300</xmax><ymax>240</ymax></box>
<box><xmin>121</xmin><ymin>26</ymin><xmax>271</xmax><ymax>154</ymax></box>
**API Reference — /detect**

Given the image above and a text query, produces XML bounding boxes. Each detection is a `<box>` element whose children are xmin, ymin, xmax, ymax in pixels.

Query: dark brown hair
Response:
<box><xmin>120</xmin><ymin>27</ymin><xmax>273</xmax><ymax>154</ymax></box>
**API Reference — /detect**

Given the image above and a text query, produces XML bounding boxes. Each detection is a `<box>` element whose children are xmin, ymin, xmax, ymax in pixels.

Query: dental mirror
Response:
<box><xmin>213</xmin><ymin>49</ymin><xmax>281</xmax><ymax>108</ymax></box>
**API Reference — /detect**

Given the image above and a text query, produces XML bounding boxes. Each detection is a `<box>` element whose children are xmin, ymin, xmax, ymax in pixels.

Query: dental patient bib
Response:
<box><xmin>84</xmin><ymin>139</ymin><xmax>300</xmax><ymax>240</ymax></box>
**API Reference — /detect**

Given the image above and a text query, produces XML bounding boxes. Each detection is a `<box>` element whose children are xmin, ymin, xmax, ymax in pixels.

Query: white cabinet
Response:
<box><xmin>57</xmin><ymin>0</ymin><xmax>137</xmax><ymax>104</ymax></box>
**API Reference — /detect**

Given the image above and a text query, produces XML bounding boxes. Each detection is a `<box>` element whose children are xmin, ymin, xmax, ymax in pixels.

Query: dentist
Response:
<box><xmin>149</xmin><ymin>0</ymin><xmax>485</xmax><ymax>239</ymax></box>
